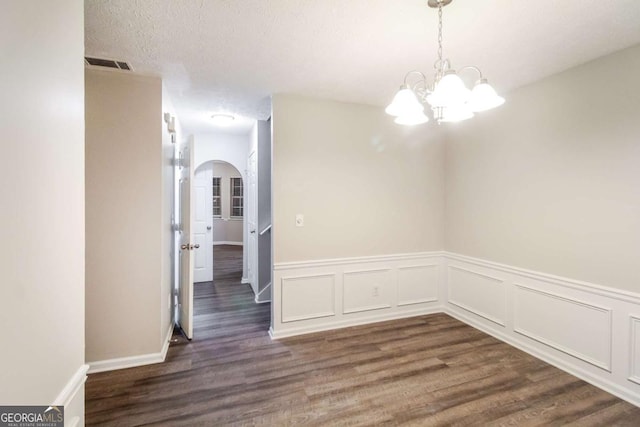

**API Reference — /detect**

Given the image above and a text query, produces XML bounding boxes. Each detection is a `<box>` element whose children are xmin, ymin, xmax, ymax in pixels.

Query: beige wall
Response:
<box><xmin>272</xmin><ymin>94</ymin><xmax>444</xmax><ymax>263</ymax></box>
<box><xmin>85</xmin><ymin>69</ymin><xmax>166</xmax><ymax>362</ymax></box>
<box><xmin>444</xmin><ymin>44</ymin><xmax>640</xmax><ymax>293</ymax></box>
<box><xmin>0</xmin><ymin>0</ymin><xmax>86</xmax><ymax>420</ymax></box>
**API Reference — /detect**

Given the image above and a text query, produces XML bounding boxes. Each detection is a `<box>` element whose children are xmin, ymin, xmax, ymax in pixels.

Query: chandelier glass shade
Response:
<box><xmin>385</xmin><ymin>86</ymin><xmax>425</xmax><ymax>117</ymax></box>
<box><xmin>467</xmin><ymin>79</ymin><xmax>506</xmax><ymax>112</ymax></box>
<box><xmin>386</xmin><ymin>0</ymin><xmax>504</xmax><ymax>126</ymax></box>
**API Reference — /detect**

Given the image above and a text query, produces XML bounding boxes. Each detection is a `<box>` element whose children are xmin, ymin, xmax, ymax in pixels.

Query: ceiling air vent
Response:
<box><xmin>84</xmin><ymin>57</ymin><xmax>132</xmax><ymax>71</ymax></box>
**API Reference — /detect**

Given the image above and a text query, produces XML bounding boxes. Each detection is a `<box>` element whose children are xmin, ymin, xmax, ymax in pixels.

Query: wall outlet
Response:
<box><xmin>372</xmin><ymin>286</ymin><xmax>379</xmax><ymax>297</ymax></box>
<box><xmin>295</xmin><ymin>214</ymin><xmax>304</xmax><ymax>227</ymax></box>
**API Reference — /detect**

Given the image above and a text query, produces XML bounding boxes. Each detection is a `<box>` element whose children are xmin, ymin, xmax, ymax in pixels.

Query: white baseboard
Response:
<box><xmin>88</xmin><ymin>353</ymin><xmax>164</xmax><ymax>374</ymax></box>
<box><xmin>160</xmin><ymin>320</ymin><xmax>174</xmax><ymax>361</ymax></box>
<box><xmin>214</xmin><ymin>241</ymin><xmax>243</xmax><ymax>246</ymax></box>
<box><xmin>54</xmin><ymin>364</ymin><xmax>88</xmax><ymax>406</ymax></box>
<box><xmin>54</xmin><ymin>364</ymin><xmax>88</xmax><ymax>427</ymax></box>
<box><xmin>270</xmin><ymin>250</ymin><xmax>640</xmax><ymax>408</ymax></box>
<box><xmin>255</xmin><ymin>282</ymin><xmax>272</xmax><ymax>304</ymax></box>
<box><xmin>270</xmin><ymin>305</ymin><xmax>442</xmax><ymax>339</ymax></box>
<box><xmin>88</xmin><ymin>322</ymin><xmax>174</xmax><ymax>374</ymax></box>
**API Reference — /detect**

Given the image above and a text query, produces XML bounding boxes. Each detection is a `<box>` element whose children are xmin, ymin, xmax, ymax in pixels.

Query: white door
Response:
<box><xmin>193</xmin><ymin>165</ymin><xmax>213</xmax><ymax>283</ymax></box>
<box><xmin>178</xmin><ymin>138</ymin><xmax>195</xmax><ymax>339</ymax></box>
<box><xmin>247</xmin><ymin>151</ymin><xmax>258</xmax><ymax>294</ymax></box>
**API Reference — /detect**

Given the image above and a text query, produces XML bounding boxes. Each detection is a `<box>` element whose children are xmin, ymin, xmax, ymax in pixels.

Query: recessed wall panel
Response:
<box><xmin>343</xmin><ymin>269</ymin><xmax>392</xmax><ymax>314</ymax></box>
<box><xmin>397</xmin><ymin>265</ymin><xmax>439</xmax><ymax>306</ymax></box>
<box><xmin>281</xmin><ymin>274</ymin><xmax>335</xmax><ymax>323</ymax></box>
<box><xmin>514</xmin><ymin>285</ymin><xmax>612</xmax><ymax>371</ymax></box>
<box><xmin>448</xmin><ymin>266</ymin><xmax>506</xmax><ymax>326</ymax></box>
<box><xmin>194</xmin><ymin>185</ymin><xmax>206</xmax><ymax>221</ymax></box>
<box><xmin>193</xmin><ymin>233</ymin><xmax>207</xmax><ymax>270</ymax></box>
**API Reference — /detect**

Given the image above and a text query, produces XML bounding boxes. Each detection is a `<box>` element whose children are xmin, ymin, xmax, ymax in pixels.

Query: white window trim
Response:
<box><xmin>230</xmin><ymin>177</ymin><xmax>243</xmax><ymax>219</ymax></box>
<box><xmin>212</xmin><ymin>176</ymin><xmax>222</xmax><ymax>218</ymax></box>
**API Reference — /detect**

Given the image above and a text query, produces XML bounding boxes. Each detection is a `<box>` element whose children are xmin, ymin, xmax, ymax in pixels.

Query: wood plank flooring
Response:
<box><xmin>86</xmin><ymin>246</ymin><xmax>640</xmax><ymax>426</ymax></box>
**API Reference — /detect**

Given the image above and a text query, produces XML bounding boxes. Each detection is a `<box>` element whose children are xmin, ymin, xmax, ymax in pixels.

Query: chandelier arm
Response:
<box><xmin>402</xmin><ymin>70</ymin><xmax>430</xmax><ymax>100</ymax></box>
<box><xmin>457</xmin><ymin>65</ymin><xmax>484</xmax><ymax>81</ymax></box>
<box><xmin>403</xmin><ymin>70</ymin><xmax>428</xmax><ymax>86</ymax></box>
<box><xmin>413</xmin><ymin>81</ymin><xmax>429</xmax><ymax>100</ymax></box>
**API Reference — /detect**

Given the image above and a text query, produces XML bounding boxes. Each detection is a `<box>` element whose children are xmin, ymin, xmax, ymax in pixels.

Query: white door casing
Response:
<box><xmin>193</xmin><ymin>165</ymin><xmax>213</xmax><ymax>283</ymax></box>
<box><xmin>247</xmin><ymin>150</ymin><xmax>258</xmax><ymax>295</ymax></box>
<box><xmin>178</xmin><ymin>138</ymin><xmax>195</xmax><ymax>339</ymax></box>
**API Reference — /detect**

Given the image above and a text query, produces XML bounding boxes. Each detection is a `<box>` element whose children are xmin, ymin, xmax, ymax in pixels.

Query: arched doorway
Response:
<box><xmin>193</xmin><ymin>160</ymin><xmax>244</xmax><ymax>283</ymax></box>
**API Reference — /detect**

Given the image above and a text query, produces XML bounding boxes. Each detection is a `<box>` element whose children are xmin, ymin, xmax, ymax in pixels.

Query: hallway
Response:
<box><xmin>193</xmin><ymin>245</ymin><xmax>270</xmax><ymax>339</ymax></box>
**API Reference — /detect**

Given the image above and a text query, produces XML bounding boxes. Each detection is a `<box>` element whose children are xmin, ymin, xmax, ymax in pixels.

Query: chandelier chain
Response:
<box><xmin>437</xmin><ymin>1</ymin><xmax>443</xmax><ymax>65</ymax></box>
<box><xmin>433</xmin><ymin>0</ymin><xmax>444</xmax><ymax>85</ymax></box>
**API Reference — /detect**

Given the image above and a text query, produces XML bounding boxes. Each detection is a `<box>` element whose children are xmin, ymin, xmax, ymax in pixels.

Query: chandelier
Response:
<box><xmin>385</xmin><ymin>0</ymin><xmax>504</xmax><ymax>125</ymax></box>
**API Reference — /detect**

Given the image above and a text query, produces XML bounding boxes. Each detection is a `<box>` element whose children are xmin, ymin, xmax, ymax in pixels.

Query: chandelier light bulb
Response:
<box><xmin>467</xmin><ymin>79</ymin><xmax>505</xmax><ymax>112</ymax></box>
<box><xmin>385</xmin><ymin>86</ymin><xmax>425</xmax><ymax>117</ymax></box>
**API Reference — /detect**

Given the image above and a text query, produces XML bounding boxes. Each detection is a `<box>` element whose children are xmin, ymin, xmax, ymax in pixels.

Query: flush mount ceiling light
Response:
<box><xmin>211</xmin><ymin>114</ymin><xmax>235</xmax><ymax>126</ymax></box>
<box><xmin>386</xmin><ymin>0</ymin><xmax>505</xmax><ymax>126</ymax></box>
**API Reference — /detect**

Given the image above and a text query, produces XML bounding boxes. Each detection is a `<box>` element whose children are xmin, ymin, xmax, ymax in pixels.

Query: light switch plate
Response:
<box><xmin>295</xmin><ymin>214</ymin><xmax>304</xmax><ymax>227</ymax></box>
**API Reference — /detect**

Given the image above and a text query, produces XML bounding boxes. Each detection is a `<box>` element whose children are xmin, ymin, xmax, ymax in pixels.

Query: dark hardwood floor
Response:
<box><xmin>86</xmin><ymin>246</ymin><xmax>640</xmax><ymax>426</ymax></box>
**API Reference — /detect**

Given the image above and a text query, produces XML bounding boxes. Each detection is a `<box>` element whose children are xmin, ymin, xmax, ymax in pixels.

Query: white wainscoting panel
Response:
<box><xmin>398</xmin><ymin>265</ymin><xmax>439</xmax><ymax>306</ymax></box>
<box><xmin>630</xmin><ymin>316</ymin><xmax>640</xmax><ymax>385</ymax></box>
<box><xmin>343</xmin><ymin>269</ymin><xmax>393</xmax><ymax>314</ymax></box>
<box><xmin>281</xmin><ymin>274</ymin><xmax>335</xmax><ymax>323</ymax></box>
<box><xmin>271</xmin><ymin>253</ymin><xmax>444</xmax><ymax>339</ymax></box>
<box><xmin>447</xmin><ymin>265</ymin><xmax>506</xmax><ymax>326</ymax></box>
<box><xmin>444</xmin><ymin>252</ymin><xmax>640</xmax><ymax>408</ymax></box>
<box><xmin>514</xmin><ymin>285</ymin><xmax>612</xmax><ymax>371</ymax></box>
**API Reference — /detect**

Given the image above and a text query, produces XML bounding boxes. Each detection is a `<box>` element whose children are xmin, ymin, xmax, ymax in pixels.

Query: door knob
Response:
<box><xmin>206</xmin><ymin>226</ymin><xmax>212</xmax><ymax>230</ymax></box>
<box><xmin>250</xmin><ymin>230</ymin><xmax>256</xmax><ymax>234</ymax></box>
<box><xmin>180</xmin><ymin>243</ymin><xmax>200</xmax><ymax>250</ymax></box>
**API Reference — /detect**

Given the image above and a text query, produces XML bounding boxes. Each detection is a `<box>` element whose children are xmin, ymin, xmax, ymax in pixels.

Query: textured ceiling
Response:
<box><xmin>85</xmin><ymin>0</ymin><xmax>640</xmax><ymax>136</ymax></box>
